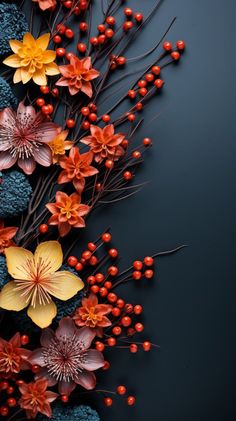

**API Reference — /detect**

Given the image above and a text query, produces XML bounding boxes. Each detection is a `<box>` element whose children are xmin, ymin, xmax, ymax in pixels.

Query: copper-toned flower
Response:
<box><xmin>56</xmin><ymin>55</ymin><xmax>100</xmax><ymax>97</ymax></box>
<box><xmin>73</xmin><ymin>293</ymin><xmax>112</xmax><ymax>337</ymax></box>
<box><xmin>58</xmin><ymin>147</ymin><xmax>98</xmax><ymax>193</ymax></box>
<box><xmin>32</xmin><ymin>0</ymin><xmax>57</xmax><ymax>11</ymax></box>
<box><xmin>19</xmin><ymin>378</ymin><xmax>58</xmax><ymax>419</ymax></box>
<box><xmin>80</xmin><ymin>124</ymin><xmax>125</xmax><ymax>163</ymax></box>
<box><xmin>0</xmin><ymin>220</ymin><xmax>18</xmax><ymax>254</ymax></box>
<box><xmin>29</xmin><ymin>318</ymin><xmax>104</xmax><ymax>395</ymax></box>
<box><xmin>46</xmin><ymin>192</ymin><xmax>90</xmax><ymax>237</ymax></box>
<box><xmin>49</xmin><ymin>130</ymin><xmax>73</xmax><ymax>164</ymax></box>
<box><xmin>0</xmin><ymin>102</ymin><xmax>58</xmax><ymax>175</ymax></box>
<box><xmin>0</xmin><ymin>333</ymin><xmax>31</xmax><ymax>378</ymax></box>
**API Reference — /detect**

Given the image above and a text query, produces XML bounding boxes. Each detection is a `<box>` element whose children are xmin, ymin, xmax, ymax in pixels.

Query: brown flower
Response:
<box><xmin>58</xmin><ymin>146</ymin><xmax>98</xmax><ymax>193</ymax></box>
<box><xmin>56</xmin><ymin>55</ymin><xmax>100</xmax><ymax>97</ymax></box>
<box><xmin>0</xmin><ymin>333</ymin><xmax>31</xmax><ymax>378</ymax></box>
<box><xmin>80</xmin><ymin>124</ymin><xmax>125</xmax><ymax>163</ymax></box>
<box><xmin>19</xmin><ymin>378</ymin><xmax>58</xmax><ymax>419</ymax></box>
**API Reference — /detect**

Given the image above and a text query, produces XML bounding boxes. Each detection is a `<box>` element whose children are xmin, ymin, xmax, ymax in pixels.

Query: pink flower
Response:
<box><xmin>29</xmin><ymin>317</ymin><xmax>104</xmax><ymax>395</ymax></box>
<box><xmin>32</xmin><ymin>0</ymin><xmax>57</xmax><ymax>11</ymax></box>
<box><xmin>0</xmin><ymin>102</ymin><xmax>58</xmax><ymax>175</ymax></box>
<box><xmin>56</xmin><ymin>55</ymin><xmax>100</xmax><ymax>97</ymax></box>
<box><xmin>0</xmin><ymin>333</ymin><xmax>31</xmax><ymax>378</ymax></box>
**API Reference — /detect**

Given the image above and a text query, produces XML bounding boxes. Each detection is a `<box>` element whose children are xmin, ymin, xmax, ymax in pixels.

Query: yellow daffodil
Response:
<box><xmin>49</xmin><ymin>130</ymin><xmax>74</xmax><ymax>164</ymax></box>
<box><xmin>0</xmin><ymin>241</ymin><xmax>84</xmax><ymax>328</ymax></box>
<box><xmin>3</xmin><ymin>32</ymin><xmax>59</xmax><ymax>86</ymax></box>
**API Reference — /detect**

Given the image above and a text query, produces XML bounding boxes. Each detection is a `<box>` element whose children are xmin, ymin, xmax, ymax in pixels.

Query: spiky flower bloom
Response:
<box><xmin>0</xmin><ymin>332</ymin><xmax>31</xmax><ymax>378</ymax></box>
<box><xmin>3</xmin><ymin>33</ymin><xmax>59</xmax><ymax>86</ymax></box>
<box><xmin>0</xmin><ymin>220</ymin><xmax>18</xmax><ymax>254</ymax></box>
<box><xmin>0</xmin><ymin>102</ymin><xmax>58</xmax><ymax>174</ymax></box>
<box><xmin>30</xmin><ymin>318</ymin><xmax>104</xmax><ymax>395</ymax></box>
<box><xmin>0</xmin><ymin>241</ymin><xmax>84</xmax><ymax>328</ymax></box>
<box><xmin>58</xmin><ymin>147</ymin><xmax>98</xmax><ymax>193</ymax></box>
<box><xmin>19</xmin><ymin>378</ymin><xmax>58</xmax><ymax>419</ymax></box>
<box><xmin>49</xmin><ymin>130</ymin><xmax>73</xmax><ymax>164</ymax></box>
<box><xmin>80</xmin><ymin>124</ymin><xmax>125</xmax><ymax>163</ymax></box>
<box><xmin>56</xmin><ymin>55</ymin><xmax>100</xmax><ymax>97</ymax></box>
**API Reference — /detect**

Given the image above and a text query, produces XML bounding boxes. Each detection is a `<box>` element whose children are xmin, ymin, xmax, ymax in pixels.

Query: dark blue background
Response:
<box><xmin>13</xmin><ymin>0</ymin><xmax>236</xmax><ymax>419</ymax></box>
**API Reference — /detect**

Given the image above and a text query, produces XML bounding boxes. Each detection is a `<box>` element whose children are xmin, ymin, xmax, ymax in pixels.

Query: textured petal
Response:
<box><xmin>80</xmin><ymin>349</ymin><xmax>104</xmax><ymax>371</ymax></box>
<box><xmin>0</xmin><ymin>281</ymin><xmax>28</xmax><ymax>311</ymax></box>
<box><xmin>5</xmin><ymin>246</ymin><xmax>34</xmax><ymax>280</ymax></box>
<box><xmin>81</xmin><ymin>81</ymin><xmax>92</xmax><ymax>97</ymax></box>
<box><xmin>58</xmin><ymin>222</ymin><xmax>71</xmax><ymax>237</ymax></box>
<box><xmin>27</xmin><ymin>300</ymin><xmax>57</xmax><ymax>328</ymax></box>
<box><xmin>34</xmin><ymin>241</ymin><xmax>63</xmax><ymax>275</ymax></box>
<box><xmin>42</xmin><ymin>50</ymin><xmax>56</xmax><ymax>63</ymax></box>
<box><xmin>48</xmin><ymin>271</ymin><xmax>84</xmax><ymax>300</ymax></box>
<box><xmin>23</xmin><ymin>33</ymin><xmax>36</xmax><ymax>47</ymax></box>
<box><xmin>76</xmin><ymin>327</ymin><xmax>96</xmax><ymax>349</ymax></box>
<box><xmin>45</xmin><ymin>62</ymin><xmax>59</xmax><ymax>75</ymax></box>
<box><xmin>45</xmin><ymin>391</ymin><xmax>58</xmax><ymax>403</ymax></box>
<box><xmin>13</xmin><ymin>68</ymin><xmax>22</xmax><ymax>83</ymax></box>
<box><xmin>58</xmin><ymin>380</ymin><xmax>76</xmax><ymax>395</ymax></box>
<box><xmin>36</xmin><ymin>33</ymin><xmax>50</xmax><ymax>50</ymax></box>
<box><xmin>17</xmin><ymin>157</ymin><xmax>36</xmax><ymax>175</ymax></box>
<box><xmin>36</xmin><ymin>367</ymin><xmax>57</xmax><ymax>386</ymax></box>
<box><xmin>3</xmin><ymin>54</ymin><xmax>21</xmax><ymax>68</ymax></box>
<box><xmin>75</xmin><ymin>370</ymin><xmax>96</xmax><ymax>390</ymax></box>
<box><xmin>34</xmin><ymin>144</ymin><xmax>52</xmax><ymax>167</ymax></box>
<box><xmin>20</xmin><ymin>68</ymin><xmax>32</xmax><ymax>84</ymax></box>
<box><xmin>0</xmin><ymin>152</ymin><xmax>17</xmax><ymax>170</ymax></box>
<box><xmin>56</xmin><ymin>317</ymin><xmax>77</xmax><ymax>339</ymax></box>
<box><xmin>29</xmin><ymin>349</ymin><xmax>46</xmax><ymax>366</ymax></box>
<box><xmin>9</xmin><ymin>40</ymin><xmax>23</xmax><ymax>53</ymax></box>
<box><xmin>40</xmin><ymin>328</ymin><xmax>55</xmax><ymax>347</ymax></box>
<box><xmin>33</xmin><ymin>70</ymin><xmax>47</xmax><ymax>86</ymax></box>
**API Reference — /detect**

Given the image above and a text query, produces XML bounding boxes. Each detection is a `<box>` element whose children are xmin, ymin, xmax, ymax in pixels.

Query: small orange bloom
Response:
<box><xmin>49</xmin><ymin>130</ymin><xmax>73</xmax><ymax>164</ymax></box>
<box><xmin>0</xmin><ymin>220</ymin><xmax>18</xmax><ymax>254</ymax></box>
<box><xmin>19</xmin><ymin>378</ymin><xmax>58</xmax><ymax>419</ymax></box>
<box><xmin>58</xmin><ymin>146</ymin><xmax>98</xmax><ymax>193</ymax></box>
<box><xmin>56</xmin><ymin>55</ymin><xmax>100</xmax><ymax>97</ymax></box>
<box><xmin>73</xmin><ymin>293</ymin><xmax>112</xmax><ymax>337</ymax></box>
<box><xmin>32</xmin><ymin>0</ymin><xmax>57</xmax><ymax>11</ymax></box>
<box><xmin>80</xmin><ymin>124</ymin><xmax>125</xmax><ymax>163</ymax></box>
<box><xmin>0</xmin><ymin>333</ymin><xmax>31</xmax><ymax>378</ymax></box>
<box><xmin>46</xmin><ymin>191</ymin><xmax>90</xmax><ymax>237</ymax></box>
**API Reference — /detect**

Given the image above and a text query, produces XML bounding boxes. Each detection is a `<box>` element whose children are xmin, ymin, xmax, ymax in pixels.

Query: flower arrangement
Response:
<box><xmin>0</xmin><ymin>0</ymin><xmax>186</xmax><ymax>419</ymax></box>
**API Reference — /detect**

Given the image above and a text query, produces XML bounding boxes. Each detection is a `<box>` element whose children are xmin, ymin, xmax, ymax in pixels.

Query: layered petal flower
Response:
<box><xmin>0</xmin><ymin>241</ymin><xmax>84</xmax><ymax>328</ymax></box>
<box><xmin>49</xmin><ymin>130</ymin><xmax>73</xmax><ymax>164</ymax></box>
<box><xmin>58</xmin><ymin>146</ymin><xmax>98</xmax><ymax>193</ymax></box>
<box><xmin>3</xmin><ymin>32</ymin><xmax>59</xmax><ymax>86</ymax></box>
<box><xmin>0</xmin><ymin>333</ymin><xmax>31</xmax><ymax>378</ymax></box>
<box><xmin>46</xmin><ymin>191</ymin><xmax>90</xmax><ymax>237</ymax></box>
<box><xmin>0</xmin><ymin>102</ymin><xmax>59</xmax><ymax>174</ymax></box>
<box><xmin>0</xmin><ymin>220</ymin><xmax>18</xmax><ymax>254</ymax></box>
<box><xmin>56</xmin><ymin>55</ymin><xmax>99</xmax><ymax>97</ymax></box>
<box><xmin>32</xmin><ymin>0</ymin><xmax>57</xmax><ymax>11</ymax></box>
<box><xmin>80</xmin><ymin>124</ymin><xmax>125</xmax><ymax>163</ymax></box>
<box><xmin>30</xmin><ymin>318</ymin><xmax>104</xmax><ymax>394</ymax></box>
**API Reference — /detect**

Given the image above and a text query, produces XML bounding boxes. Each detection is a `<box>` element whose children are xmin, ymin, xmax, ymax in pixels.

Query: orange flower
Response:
<box><xmin>80</xmin><ymin>124</ymin><xmax>125</xmax><ymax>163</ymax></box>
<box><xmin>56</xmin><ymin>55</ymin><xmax>100</xmax><ymax>97</ymax></box>
<box><xmin>0</xmin><ymin>333</ymin><xmax>31</xmax><ymax>378</ymax></box>
<box><xmin>19</xmin><ymin>378</ymin><xmax>58</xmax><ymax>419</ymax></box>
<box><xmin>49</xmin><ymin>130</ymin><xmax>73</xmax><ymax>164</ymax></box>
<box><xmin>73</xmin><ymin>293</ymin><xmax>112</xmax><ymax>337</ymax></box>
<box><xmin>46</xmin><ymin>191</ymin><xmax>90</xmax><ymax>237</ymax></box>
<box><xmin>58</xmin><ymin>146</ymin><xmax>98</xmax><ymax>193</ymax></box>
<box><xmin>0</xmin><ymin>220</ymin><xmax>18</xmax><ymax>254</ymax></box>
<box><xmin>32</xmin><ymin>0</ymin><xmax>57</xmax><ymax>11</ymax></box>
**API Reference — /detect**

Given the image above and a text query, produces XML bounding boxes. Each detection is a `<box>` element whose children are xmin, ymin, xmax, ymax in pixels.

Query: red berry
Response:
<box><xmin>143</xmin><ymin>137</ymin><xmax>152</xmax><ymax>146</ymax></box>
<box><xmin>89</xmin><ymin>113</ymin><xmax>97</xmax><ymax>122</ymax></box>
<box><xmin>128</xmin><ymin>89</ymin><xmax>136</xmax><ymax>99</ymax></box>
<box><xmin>105</xmin><ymin>159</ymin><xmax>114</xmax><ymax>169</ymax></box>
<box><xmin>82</xmin><ymin>121</ymin><xmax>90</xmax><ymax>130</ymax></box>
<box><xmin>91</xmin><ymin>285</ymin><xmax>99</xmax><ymax>294</ymax></box>
<box><xmin>21</xmin><ymin>334</ymin><xmax>29</xmax><ymax>345</ymax></box>
<box><xmin>116</xmin><ymin>56</ymin><xmax>126</xmax><ymax>66</ymax></box>
<box><xmin>117</xmin><ymin>298</ymin><xmax>125</xmax><ymax>308</ymax></box>
<box><xmin>133</xmin><ymin>260</ymin><xmax>143</xmax><ymax>270</ymax></box>
<box><xmin>142</xmin><ymin>341</ymin><xmax>152</xmax><ymax>351</ymax></box>
<box><xmin>117</xmin><ymin>385</ymin><xmax>126</xmax><ymax>395</ymax></box>
<box><xmin>108</xmin><ymin>265</ymin><xmax>119</xmax><ymax>276</ymax></box>
<box><xmin>144</xmin><ymin>256</ymin><xmax>154</xmax><ymax>266</ymax></box>
<box><xmin>121</xmin><ymin>316</ymin><xmax>131</xmax><ymax>327</ymax></box>
<box><xmin>77</xmin><ymin>42</ymin><xmax>87</xmax><ymax>53</ymax></box>
<box><xmin>40</xmin><ymin>85</ymin><xmax>50</xmax><ymax>94</ymax></box>
<box><xmin>128</xmin><ymin>113</ymin><xmax>136</xmax><ymax>122</ymax></box>
<box><xmin>112</xmin><ymin>307</ymin><xmax>121</xmax><ymax>317</ymax></box>
<box><xmin>87</xmin><ymin>275</ymin><xmax>96</xmax><ymax>285</ymax></box>
<box><xmin>135</xmin><ymin>12</ymin><xmax>143</xmax><ymax>23</ymax></box>
<box><xmin>51</xmin><ymin>88</ymin><xmax>59</xmax><ymax>97</ymax></box>
<box><xmin>171</xmin><ymin>51</ymin><xmax>180</xmax><ymax>61</ymax></box>
<box><xmin>102</xmin><ymin>232</ymin><xmax>111</xmax><ymax>242</ymax></box>
<box><xmin>82</xmin><ymin>250</ymin><xmax>92</xmax><ymax>260</ymax></box>
<box><xmin>80</xmin><ymin>22</ymin><xmax>88</xmax><ymax>32</ymax></box>
<box><xmin>109</xmin><ymin>248</ymin><xmax>118</xmax><ymax>258</ymax></box>
<box><xmin>152</xmin><ymin>65</ymin><xmax>161</xmax><ymax>75</ymax></box>
<box><xmin>56</xmin><ymin>24</ymin><xmax>66</xmax><ymax>35</ymax></box>
<box><xmin>176</xmin><ymin>40</ymin><xmax>185</xmax><ymax>50</ymax></box>
<box><xmin>90</xmin><ymin>37</ymin><xmax>98</xmax><ymax>46</ymax></box>
<box><xmin>113</xmin><ymin>326</ymin><xmax>122</xmax><ymax>336</ymax></box>
<box><xmin>145</xmin><ymin>73</ymin><xmax>154</xmax><ymax>82</ymax></box>
<box><xmin>123</xmin><ymin>21</ymin><xmax>133</xmax><ymax>31</ymax></box>
<box><xmin>135</xmin><ymin>322</ymin><xmax>144</xmax><ymax>332</ymax></box>
<box><xmin>132</xmin><ymin>150</ymin><xmax>141</xmax><ymax>159</ymax></box>
<box><xmin>61</xmin><ymin>394</ymin><xmax>69</xmax><ymax>403</ymax></box>
<box><xmin>95</xmin><ymin>273</ymin><xmax>104</xmax><ymax>283</ymax></box>
<box><xmin>133</xmin><ymin>270</ymin><xmax>142</xmax><ymax>280</ymax></box>
<box><xmin>154</xmin><ymin>79</ymin><xmax>164</xmax><ymax>89</ymax></box>
<box><xmin>56</xmin><ymin>47</ymin><xmax>66</xmax><ymax>57</ymax></box>
<box><xmin>67</xmin><ymin>256</ymin><xmax>78</xmax><ymax>267</ymax></box>
<box><xmin>135</xmin><ymin>102</ymin><xmax>143</xmax><ymax>111</ymax></box>
<box><xmin>107</xmin><ymin>337</ymin><xmax>116</xmax><ymax>346</ymax></box>
<box><xmin>53</xmin><ymin>35</ymin><xmax>62</xmax><ymax>44</ymax></box>
<box><xmin>96</xmin><ymin>341</ymin><xmax>105</xmax><ymax>351</ymax></box>
<box><xmin>106</xmin><ymin>16</ymin><xmax>116</xmax><ymax>26</ymax></box>
<box><xmin>104</xmin><ymin>281</ymin><xmax>112</xmax><ymax>289</ymax></box>
<box><xmin>138</xmin><ymin>79</ymin><xmax>147</xmax><ymax>88</ymax></box>
<box><xmin>123</xmin><ymin>171</ymin><xmax>132</xmax><ymax>181</ymax></box>
<box><xmin>127</xmin><ymin>396</ymin><xmax>136</xmax><ymax>406</ymax></box>
<box><xmin>102</xmin><ymin>114</ymin><xmax>110</xmax><ymax>123</ymax></box>
<box><xmin>66</xmin><ymin>118</ymin><xmax>75</xmax><ymax>128</ymax></box>
<box><xmin>107</xmin><ymin>292</ymin><xmax>117</xmax><ymax>303</ymax></box>
<box><xmin>75</xmin><ymin>262</ymin><xmax>83</xmax><ymax>272</ymax></box>
<box><xmin>130</xmin><ymin>343</ymin><xmax>138</xmax><ymax>353</ymax></box>
<box><xmin>104</xmin><ymin>397</ymin><xmax>113</xmax><ymax>407</ymax></box>
<box><xmin>124</xmin><ymin>7</ymin><xmax>133</xmax><ymax>17</ymax></box>
<box><xmin>89</xmin><ymin>256</ymin><xmax>98</xmax><ymax>266</ymax></box>
<box><xmin>39</xmin><ymin>224</ymin><xmax>48</xmax><ymax>234</ymax></box>
<box><xmin>99</xmin><ymin>287</ymin><xmax>108</xmax><ymax>297</ymax></box>
<box><xmin>98</xmin><ymin>24</ymin><xmax>106</xmax><ymax>33</ymax></box>
<box><xmin>163</xmin><ymin>41</ymin><xmax>172</xmax><ymax>51</ymax></box>
<box><xmin>7</xmin><ymin>398</ymin><xmax>17</xmax><ymax>408</ymax></box>
<box><xmin>139</xmin><ymin>87</ymin><xmax>147</xmax><ymax>96</ymax></box>
<box><xmin>134</xmin><ymin>304</ymin><xmax>143</xmax><ymax>315</ymax></box>
<box><xmin>145</xmin><ymin>269</ymin><xmax>154</xmax><ymax>279</ymax></box>
<box><xmin>0</xmin><ymin>406</ymin><xmax>9</xmax><ymax>417</ymax></box>
<box><xmin>88</xmin><ymin>242</ymin><xmax>96</xmax><ymax>252</ymax></box>
<box><xmin>36</xmin><ymin>98</ymin><xmax>45</xmax><ymax>107</ymax></box>
<box><xmin>105</xmin><ymin>28</ymin><xmax>114</xmax><ymax>38</ymax></box>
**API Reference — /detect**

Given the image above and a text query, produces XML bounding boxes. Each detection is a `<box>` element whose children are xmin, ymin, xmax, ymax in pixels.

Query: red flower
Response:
<box><xmin>58</xmin><ymin>147</ymin><xmax>98</xmax><ymax>193</ymax></box>
<box><xmin>56</xmin><ymin>55</ymin><xmax>100</xmax><ymax>97</ymax></box>
<box><xmin>80</xmin><ymin>124</ymin><xmax>125</xmax><ymax>163</ymax></box>
<box><xmin>46</xmin><ymin>191</ymin><xmax>90</xmax><ymax>237</ymax></box>
<box><xmin>0</xmin><ymin>333</ymin><xmax>31</xmax><ymax>378</ymax></box>
<box><xmin>19</xmin><ymin>378</ymin><xmax>58</xmax><ymax>419</ymax></box>
<box><xmin>0</xmin><ymin>220</ymin><xmax>18</xmax><ymax>254</ymax></box>
<box><xmin>73</xmin><ymin>293</ymin><xmax>112</xmax><ymax>337</ymax></box>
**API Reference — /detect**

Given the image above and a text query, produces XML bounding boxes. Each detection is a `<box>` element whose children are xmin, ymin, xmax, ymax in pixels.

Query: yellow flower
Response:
<box><xmin>3</xmin><ymin>32</ymin><xmax>59</xmax><ymax>86</ymax></box>
<box><xmin>0</xmin><ymin>241</ymin><xmax>84</xmax><ymax>328</ymax></box>
<box><xmin>49</xmin><ymin>130</ymin><xmax>74</xmax><ymax>164</ymax></box>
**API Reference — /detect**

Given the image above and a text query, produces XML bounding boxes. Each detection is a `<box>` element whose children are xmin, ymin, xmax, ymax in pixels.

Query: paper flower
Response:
<box><xmin>0</xmin><ymin>220</ymin><xmax>18</xmax><ymax>254</ymax></box>
<box><xmin>58</xmin><ymin>147</ymin><xmax>98</xmax><ymax>193</ymax></box>
<box><xmin>0</xmin><ymin>3</ymin><xmax>28</xmax><ymax>56</ymax></box>
<box><xmin>0</xmin><ymin>241</ymin><xmax>84</xmax><ymax>328</ymax></box>
<box><xmin>19</xmin><ymin>378</ymin><xmax>58</xmax><ymax>419</ymax></box>
<box><xmin>56</xmin><ymin>55</ymin><xmax>99</xmax><ymax>97</ymax></box>
<box><xmin>30</xmin><ymin>318</ymin><xmax>104</xmax><ymax>395</ymax></box>
<box><xmin>0</xmin><ymin>77</ymin><xmax>17</xmax><ymax>110</ymax></box>
<box><xmin>0</xmin><ymin>332</ymin><xmax>31</xmax><ymax>378</ymax></box>
<box><xmin>80</xmin><ymin>124</ymin><xmax>125</xmax><ymax>163</ymax></box>
<box><xmin>0</xmin><ymin>170</ymin><xmax>32</xmax><ymax>218</ymax></box>
<box><xmin>3</xmin><ymin>33</ymin><xmax>59</xmax><ymax>86</ymax></box>
<box><xmin>32</xmin><ymin>0</ymin><xmax>57</xmax><ymax>11</ymax></box>
<box><xmin>0</xmin><ymin>102</ymin><xmax>58</xmax><ymax>174</ymax></box>
<box><xmin>38</xmin><ymin>404</ymin><xmax>100</xmax><ymax>421</ymax></box>
<box><xmin>46</xmin><ymin>191</ymin><xmax>90</xmax><ymax>237</ymax></box>
<box><xmin>73</xmin><ymin>293</ymin><xmax>112</xmax><ymax>337</ymax></box>
<box><xmin>49</xmin><ymin>130</ymin><xmax>73</xmax><ymax>164</ymax></box>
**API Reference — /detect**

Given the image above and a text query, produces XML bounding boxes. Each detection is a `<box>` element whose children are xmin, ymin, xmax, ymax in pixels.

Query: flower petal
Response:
<box><xmin>45</xmin><ymin>62</ymin><xmax>60</xmax><ymax>76</ymax></box>
<box><xmin>17</xmin><ymin>157</ymin><xmax>36</xmax><ymax>175</ymax></box>
<box><xmin>34</xmin><ymin>241</ymin><xmax>63</xmax><ymax>275</ymax></box>
<box><xmin>56</xmin><ymin>317</ymin><xmax>77</xmax><ymax>339</ymax></box>
<box><xmin>75</xmin><ymin>370</ymin><xmax>96</xmax><ymax>390</ymax></box>
<box><xmin>80</xmin><ymin>349</ymin><xmax>104</xmax><ymax>371</ymax></box>
<box><xmin>5</xmin><ymin>246</ymin><xmax>34</xmax><ymax>280</ymax></box>
<box><xmin>13</xmin><ymin>68</ymin><xmax>22</xmax><ymax>83</ymax></box>
<box><xmin>48</xmin><ymin>271</ymin><xmax>84</xmax><ymax>300</ymax></box>
<box><xmin>76</xmin><ymin>327</ymin><xmax>96</xmax><ymax>349</ymax></box>
<box><xmin>42</xmin><ymin>50</ymin><xmax>56</xmax><ymax>63</ymax></box>
<box><xmin>36</xmin><ymin>33</ymin><xmax>50</xmax><ymax>50</ymax></box>
<box><xmin>0</xmin><ymin>152</ymin><xmax>17</xmax><ymax>171</ymax></box>
<box><xmin>29</xmin><ymin>348</ymin><xmax>46</xmax><ymax>366</ymax></box>
<box><xmin>33</xmin><ymin>69</ymin><xmax>47</xmax><ymax>86</ymax></box>
<box><xmin>34</xmin><ymin>144</ymin><xmax>52</xmax><ymax>167</ymax></box>
<box><xmin>0</xmin><ymin>281</ymin><xmax>28</xmax><ymax>311</ymax></box>
<box><xmin>58</xmin><ymin>380</ymin><xmax>76</xmax><ymax>395</ymax></box>
<box><xmin>40</xmin><ymin>328</ymin><xmax>55</xmax><ymax>347</ymax></box>
<box><xmin>9</xmin><ymin>40</ymin><xmax>22</xmax><ymax>53</ymax></box>
<box><xmin>3</xmin><ymin>54</ymin><xmax>21</xmax><ymax>68</ymax></box>
<box><xmin>27</xmin><ymin>300</ymin><xmax>57</xmax><ymax>328</ymax></box>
